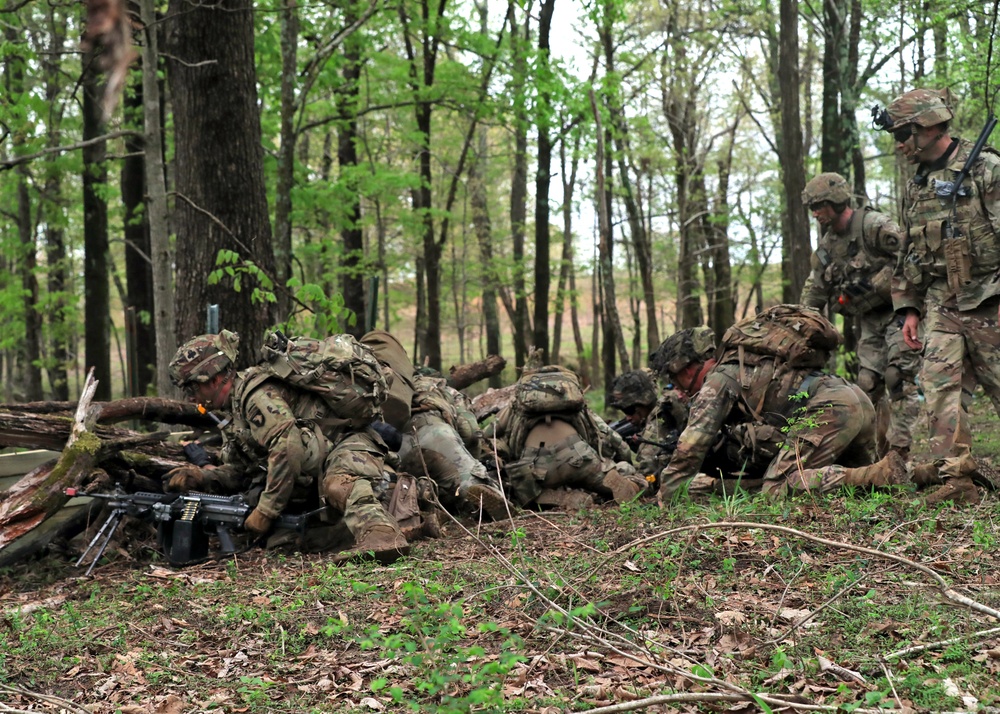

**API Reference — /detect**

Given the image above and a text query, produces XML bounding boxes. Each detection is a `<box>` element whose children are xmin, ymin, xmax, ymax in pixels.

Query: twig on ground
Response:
<box><xmin>766</xmin><ymin>575</ymin><xmax>863</xmax><ymax>645</ymax></box>
<box><xmin>818</xmin><ymin>655</ymin><xmax>867</xmax><ymax>684</ymax></box>
<box><xmin>0</xmin><ymin>683</ymin><xmax>90</xmax><ymax>714</ymax></box>
<box><xmin>878</xmin><ymin>659</ymin><xmax>904</xmax><ymax>708</ymax></box>
<box><xmin>884</xmin><ymin>625</ymin><xmax>1000</xmax><ymax>660</ymax></box>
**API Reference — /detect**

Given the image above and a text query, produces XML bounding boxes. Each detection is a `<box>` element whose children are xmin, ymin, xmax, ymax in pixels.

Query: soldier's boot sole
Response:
<box><xmin>351</xmin><ymin>523</ymin><xmax>410</xmax><ymax>564</ymax></box>
<box><xmin>604</xmin><ymin>469</ymin><xmax>646</xmax><ymax>504</ymax></box>
<box><xmin>462</xmin><ymin>483</ymin><xmax>513</xmax><ymax>521</ymax></box>
<box><xmin>535</xmin><ymin>488</ymin><xmax>595</xmax><ymax>511</ymax></box>
<box><xmin>923</xmin><ymin>476</ymin><xmax>981</xmax><ymax>506</ymax></box>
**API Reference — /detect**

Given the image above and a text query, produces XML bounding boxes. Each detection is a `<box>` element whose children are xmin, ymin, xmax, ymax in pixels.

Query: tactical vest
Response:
<box><xmin>902</xmin><ymin>140</ymin><xmax>1000</xmax><ymax>308</ymax></box>
<box><xmin>814</xmin><ymin>207</ymin><xmax>895</xmax><ymax>316</ymax></box>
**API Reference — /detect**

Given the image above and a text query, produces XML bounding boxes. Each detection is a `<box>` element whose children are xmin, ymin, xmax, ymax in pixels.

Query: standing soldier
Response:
<box><xmin>800</xmin><ymin>172</ymin><xmax>921</xmax><ymax>459</ymax></box>
<box><xmin>876</xmin><ymin>88</ymin><xmax>1000</xmax><ymax>503</ymax></box>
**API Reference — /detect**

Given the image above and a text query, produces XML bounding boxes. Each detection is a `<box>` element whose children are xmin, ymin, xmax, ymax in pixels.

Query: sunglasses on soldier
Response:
<box><xmin>892</xmin><ymin>125</ymin><xmax>914</xmax><ymax>143</ymax></box>
<box><xmin>621</xmin><ymin>405</ymin><xmax>637</xmax><ymax>416</ymax></box>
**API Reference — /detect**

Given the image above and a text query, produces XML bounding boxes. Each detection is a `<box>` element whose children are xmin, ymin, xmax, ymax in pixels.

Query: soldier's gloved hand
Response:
<box><xmin>165</xmin><ymin>465</ymin><xmax>206</xmax><ymax>492</ymax></box>
<box><xmin>244</xmin><ymin>508</ymin><xmax>274</xmax><ymax>535</ymax></box>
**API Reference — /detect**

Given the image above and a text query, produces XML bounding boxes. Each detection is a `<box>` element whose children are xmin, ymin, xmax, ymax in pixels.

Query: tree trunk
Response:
<box><xmin>140</xmin><ymin>0</ymin><xmax>176</xmax><ymax>398</ymax></box>
<box><xmin>469</xmin><ymin>130</ymin><xmax>503</xmax><ymax>388</ymax></box>
<box><xmin>510</xmin><ymin>9</ymin><xmax>530</xmax><ymax>368</ymax></box>
<box><xmin>122</xmin><ymin>82</ymin><xmax>156</xmax><ymax>397</ymax></box>
<box><xmin>337</xmin><ymin>0</ymin><xmax>366</xmax><ymax>337</ymax></box>
<box><xmin>778</xmin><ymin>0</ymin><xmax>810</xmax><ymax>302</ymax></box>
<box><xmin>166</xmin><ymin>0</ymin><xmax>278</xmax><ymax>363</ymax></box>
<box><xmin>42</xmin><ymin>9</ymin><xmax>70</xmax><ymax>402</ymax></box>
<box><xmin>531</xmin><ymin>0</ymin><xmax>556</xmax><ymax>364</ymax></box>
<box><xmin>552</xmin><ymin>130</ymin><xmax>581</xmax><ymax>366</ymax></box>
<box><xmin>274</xmin><ymin>0</ymin><xmax>299</xmax><ymax>322</ymax></box>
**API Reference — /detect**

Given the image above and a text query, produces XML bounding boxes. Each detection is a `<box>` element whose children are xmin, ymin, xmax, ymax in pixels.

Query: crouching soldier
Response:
<box><xmin>167</xmin><ymin>330</ymin><xmax>410</xmax><ymax>563</ymax></box>
<box><xmin>486</xmin><ymin>365</ymin><xmax>648</xmax><ymax>508</ymax></box>
<box><xmin>653</xmin><ymin>307</ymin><xmax>910</xmax><ymax>504</ymax></box>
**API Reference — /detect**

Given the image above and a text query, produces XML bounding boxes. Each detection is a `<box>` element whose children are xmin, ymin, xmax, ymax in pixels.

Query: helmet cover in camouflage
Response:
<box><xmin>169</xmin><ymin>329</ymin><xmax>240</xmax><ymax>387</ymax></box>
<box><xmin>886</xmin><ymin>88</ymin><xmax>954</xmax><ymax>130</ymax></box>
<box><xmin>608</xmin><ymin>370</ymin><xmax>657</xmax><ymax>410</ymax></box>
<box><xmin>649</xmin><ymin>327</ymin><xmax>717</xmax><ymax>377</ymax></box>
<box><xmin>801</xmin><ymin>172</ymin><xmax>851</xmax><ymax>206</ymax></box>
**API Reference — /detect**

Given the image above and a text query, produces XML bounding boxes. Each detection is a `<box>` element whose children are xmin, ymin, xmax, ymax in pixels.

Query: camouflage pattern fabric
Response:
<box><xmin>650</xmin><ymin>327</ymin><xmax>717</xmax><ymax>376</ymax></box>
<box><xmin>635</xmin><ymin>388</ymin><xmax>689</xmax><ymax>478</ymax></box>
<box><xmin>886</xmin><ymin>88</ymin><xmax>954</xmax><ymax>129</ymax></box>
<box><xmin>222</xmin><ymin>369</ymin><xmax>398</xmax><ymax>541</ymax></box>
<box><xmin>168</xmin><ymin>330</ymin><xmax>240</xmax><ymax>387</ymax></box>
<box><xmin>801</xmin><ymin>205</ymin><xmax>918</xmax><ymax>451</ymax></box>
<box><xmin>891</xmin><ymin>135</ymin><xmax>1000</xmax><ymax>479</ymax></box>
<box><xmin>657</xmin><ymin>360</ymin><xmax>876</xmax><ymax>498</ymax></box>
<box><xmin>608</xmin><ymin>370</ymin><xmax>658</xmax><ymax>411</ymax></box>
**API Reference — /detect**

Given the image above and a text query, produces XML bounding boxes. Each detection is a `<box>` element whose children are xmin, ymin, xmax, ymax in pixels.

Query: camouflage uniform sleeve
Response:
<box><xmin>800</xmin><ymin>252</ymin><xmax>831</xmax><ymax>310</ymax></box>
<box><xmin>593</xmin><ymin>413</ymin><xmax>633</xmax><ymax>463</ymax></box>
<box><xmin>868</xmin><ymin>213</ymin><xmax>905</xmax><ymax>260</ymax></box>
<box><xmin>981</xmin><ymin>151</ymin><xmax>1000</xmax><ymax>236</ymax></box>
<box><xmin>658</xmin><ymin>371</ymin><xmax>738</xmax><ymax>491</ymax></box>
<box><xmin>242</xmin><ymin>383</ymin><xmax>309</xmax><ymax>519</ymax></box>
<box><xmin>202</xmin><ymin>463</ymin><xmax>250</xmax><ymax>494</ymax></box>
<box><xmin>891</xmin><ymin>228</ymin><xmax>925</xmax><ymax>315</ymax></box>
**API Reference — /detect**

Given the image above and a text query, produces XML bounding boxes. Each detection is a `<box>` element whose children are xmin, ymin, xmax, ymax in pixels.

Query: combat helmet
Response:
<box><xmin>608</xmin><ymin>370</ymin><xmax>657</xmax><ymax>411</ymax></box>
<box><xmin>882</xmin><ymin>88</ymin><xmax>954</xmax><ymax>130</ymax></box>
<box><xmin>649</xmin><ymin>327</ymin><xmax>717</xmax><ymax>378</ymax></box>
<box><xmin>169</xmin><ymin>329</ymin><xmax>240</xmax><ymax>389</ymax></box>
<box><xmin>801</xmin><ymin>172</ymin><xmax>851</xmax><ymax>207</ymax></box>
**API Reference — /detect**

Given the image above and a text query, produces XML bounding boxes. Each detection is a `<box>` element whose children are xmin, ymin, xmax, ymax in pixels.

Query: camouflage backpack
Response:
<box><xmin>243</xmin><ymin>332</ymin><xmax>389</xmax><ymax>430</ymax></box>
<box><xmin>361</xmin><ymin>330</ymin><xmax>415</xmax><ymax>430</ymax></box>
<box><xmin>514</xmin><ymin>365</ymin><xmax>586</xmax><ymax>415</ymax></box>
<box><xmin>719</xmin><ymin>304</ymin><xmax>841</xmax><ymax>369</ymax></box>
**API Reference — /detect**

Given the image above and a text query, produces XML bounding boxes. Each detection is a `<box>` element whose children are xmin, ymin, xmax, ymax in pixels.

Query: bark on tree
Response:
<box><xmin>42</xmin><ymin>9</ymin><xmax>70</xmax><ymax>402</ymax></box>
<box><xmin>122</xmin><ymin>82</ymin><xmax>156</xmax><ymax>397</ymax></box>
<box><xmin>509</xmin><ymin>8</ymin><xmax>531</xmax><ymax>369</ymax></box>
<box><xmin>531</xmin><ymin>0</ymin><xmax>556</xmax><ymax>364</ymax></box>
<box><xmin>469</xmin><ymin>126</ymin><xmax>503</xmax><ymax>388</ymax></box>
<box><xmin>140</xmin><ymin>0</ymin><xmax>176</xmax><ymax>398</ymax></box>
<box><xmin>166</xmin><ymin>0</ymin><xmax>278</xmax><ymax>361</ymax></box>
<box><xmin>777</xmin><ymin>0</ymin><xmax>811</xmax><ymax>302</ymax></box>
<box><xmin>337</xmin><ymin>0</ymin><xmax>366</xmax><ymax>337</ymax></box>
<box><xmin>83</xmin><ymin>48</ymin><xmax>112</xmax><ymax>401</ymax></box>
<box><xmin>274</xmin><ymin>0</ymin><xmax>299</xmax><ymax>322</ymax></box>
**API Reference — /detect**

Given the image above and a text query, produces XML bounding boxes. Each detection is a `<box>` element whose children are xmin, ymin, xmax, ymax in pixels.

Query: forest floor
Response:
<box><xmin>2</xmin><ymin>399</ymin><xmax>1000</xmax><ymax>713</ymax></box>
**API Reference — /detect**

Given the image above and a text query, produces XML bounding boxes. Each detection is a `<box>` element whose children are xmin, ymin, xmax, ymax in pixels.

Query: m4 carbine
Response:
<box><xmin>65</xmin><ymin>485</ymin><xmax>322</xmax><ymax>574</ymax></box>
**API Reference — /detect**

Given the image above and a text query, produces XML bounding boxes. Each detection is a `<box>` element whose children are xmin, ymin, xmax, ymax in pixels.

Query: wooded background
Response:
<box><xmin>0</xmin><ymin>0</ymin><xmax>996</xmax><ymax>403</ymax></box>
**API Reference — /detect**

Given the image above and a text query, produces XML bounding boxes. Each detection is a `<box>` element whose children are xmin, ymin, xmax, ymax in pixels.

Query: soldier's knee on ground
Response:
<box><xmin>884</xmin><ymin>366</ymin><xmax>908</xmax><ymax>399</ymax></box>
<box><xmin>323</xmin><ymin>473</ymin><xmax>359</xmax><ymax>513</ymax></box>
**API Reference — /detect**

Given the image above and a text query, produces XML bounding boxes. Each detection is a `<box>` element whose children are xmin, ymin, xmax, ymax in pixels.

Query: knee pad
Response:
<box><xmin>857</xmin><ymin>367</ymin><xmax>884</xmax><ymax>398</ymax></box>
<box><xmin>323</xmin><ymin>473</ymin><xmax>359</xmax><ymax>512</ymax></box>
<box><xmin>883</xmin><ymin>365</ymin><xmax>903</xmax><ymax>396</ymax></box>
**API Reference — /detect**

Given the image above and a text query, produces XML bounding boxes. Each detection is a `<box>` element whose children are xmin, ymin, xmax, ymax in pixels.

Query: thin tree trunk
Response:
<box><xmin>274</xmin><ymin>0</ymin><xmax>299</xmax><ymax>321</ymax></box>
<box><xmin>510</xmin><ymin>8</ymin><xmax>531</xmax><ymax>368</ymax></box>
<box><xmin>83</xmin><ymin>47</ymin><xmax>111</xmax><ymax>401</ymax></box>
<box><xmin>552</xmin><ymin>130</ymin><xmax>581</xmax><ymax>365</ymax></box>
<box><xmin>531</xmin><ymin>0</ymin><xmax>555</xmax><ymax>364</ymax></box>
<box><xmin>140</xmin><ymin>0</ymin><xmax>175</xmax><ymax>398</ymax></box>
<box><xmin>469</xmin><ymin>126</ymin><xmax>503</xmax><ymax>388</ymax></box>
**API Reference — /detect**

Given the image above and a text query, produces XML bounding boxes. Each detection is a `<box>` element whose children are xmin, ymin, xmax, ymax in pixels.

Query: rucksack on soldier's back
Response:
<box><xmin>720</xmin><ymin>304</ymin><xmax>841</xmax><ymax>369</ymax></box>
<box><xmin>255</xmin><ymin>331</ymin><xmax>389</xmax><ymax>429</ymax></box>
<box><xmin>514</xmin><ymin>365</ymin><xmax>586</xmax><ymax>415</ymax></box>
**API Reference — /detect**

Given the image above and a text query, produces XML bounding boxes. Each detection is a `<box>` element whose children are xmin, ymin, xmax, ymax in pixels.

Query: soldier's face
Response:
<box><xmin>810</xmin><ymin>202</ymin><xmax>837</xmax><ymax>227</ymax></box>
<box><xmin>185</xmin><ymin>374</ymin><xmax>231</xmax><ymax>410</ymax></box>
<box><xmin>894</xmin><ymin>127</ymin><xmax>918</xmax><ymax>162</ymax></box>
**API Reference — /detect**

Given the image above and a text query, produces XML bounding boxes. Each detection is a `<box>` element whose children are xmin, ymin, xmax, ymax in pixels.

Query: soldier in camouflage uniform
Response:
<box><xmin>609</xmin><ymin>369</ymin><xmax>689</xmax><ymax>483</ymax></box>
<box><xmin>800</xmin><ymin>172</ymin><xmax>921</xmax><ymax>459</ymax></box>
<box><xmin>654</xmin><ymin>326</ymin><xmax>909</xmax><ymax>504</ymax></box>
<box><xmin>397</xmin><ymin>368</ymin><xmax>512</xmax><ymax>520</ymax></box>
<box><xmin>167</xmin><ymin>331</ymin><xmax>410</xmax><ymax>563</ymax></box>
<box><xmin>486</xmin><ymin>365</ymin><xmax>647</xmax><ymax>508</ymax></box>
<box><xmin>880</xmin><ymin>88</ymin><xmax>1000</xmax><ymax>504</ymax></box>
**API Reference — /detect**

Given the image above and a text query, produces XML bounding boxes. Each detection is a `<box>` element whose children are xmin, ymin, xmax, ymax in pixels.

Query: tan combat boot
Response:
<box><xmin>604</xmin><ymin>468</ymin><xmax>646</xmax><ymax>504</ymax></box>
<box><xmin>843</xmin><ymin>451</ymin><xmax>909</xmax><ymax>487</ymax></box>
<box><xmin>460</xmin><ymin>482</ymin><xmax>512</xmax><ymax>521</ymax></box>
<box><xmin>535</xmin><ymin>488</ymin><xmax>596</xmax><ymax>511</ymax></box>
<box><xmin>910</xmin><ymin>461</ymin><xmax>943</xmax><ymax>488</ymax></box>
<box><xmin>352</xmin><ymin>523</ymin><xmax>410</xmax><ymax>564</ymax></box>
<box><xmin>923</xmin><ymin>477</ymin><xmax>980</xmax><ymax>506</ymax></box>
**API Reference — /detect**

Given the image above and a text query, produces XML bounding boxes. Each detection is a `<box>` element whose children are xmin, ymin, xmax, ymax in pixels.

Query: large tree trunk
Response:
<box><xmin>83</xmin><ymin>48</ymin><xmax>112</xmax><ymax>401</ymax></box>
<box><xmin>122</xmin><ymin>82</ymin><xmax>156</xmax><ymax>397</ymax></box>
<box><xmin>141</xmin><ymin>0</ymin><xmax>177</xmax><ymax>398</ymax></box>
<box><xmin>531</xmin><ymin>0</ymin><xmax>556</xmax><ymax>364</ymax></box>
<box><xmin>166</xmin><ymin>0</ymin><xmax>278</xmax><ymax>362</ymax></box>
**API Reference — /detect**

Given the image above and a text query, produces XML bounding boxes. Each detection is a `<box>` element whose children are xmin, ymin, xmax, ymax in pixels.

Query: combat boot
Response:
<box><xmin>460</xmin><ymin>483</ymin><xmax>512</xmax><ymax>521</ymax></box>
<box><xmin>535</xmin><ymin>488</ymin><xmax>595</xmax><ymax>511</ymax></box>
<box><xmin>910</xmin><ymin>461</ymin><xmax>943</xmax><ymax>488</ymax></box>
<box><xmin>923</xmin><ymin>477</ymin><xmax>980</xmax><ymax>506</ymax></box>
<box><xmin>604</xmin><ymin>468</ymin><xmax>646</xmax><ymax>504</ymax></box>
<box><xmin>843</xmin><ymin>451</ymin><xmax>909</xmax><ymax>488</ymax></box>
<box><xmin>352</xmin><ymin>523</ymin><xmax>410</xmax><ymax>564</ymax></box>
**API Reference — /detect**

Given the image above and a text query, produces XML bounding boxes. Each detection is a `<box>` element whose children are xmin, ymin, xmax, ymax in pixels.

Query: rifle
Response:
<box><xmin>609</xmin><ymin>417</ymin><xmax>641</xmax><ymax>451</ymax></box>
<box><xmin>65</xmin><ymin>485</ymin><xmax>324</xmax><ymax>573</ymax></box>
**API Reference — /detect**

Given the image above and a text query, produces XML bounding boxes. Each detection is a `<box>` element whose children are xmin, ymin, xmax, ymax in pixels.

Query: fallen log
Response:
<box><xmin>470</xmin><ymin>384</ymin><xmax>516</xmax><ymax>421</ymax></box>
<box><xmin>446</xmin><ymin>355</ymin><xmax>507</xmax><ymax>391</ymax></box>
<box><xmin>0</xmin><ymin>372</ymin><xmax>101</xmax><ymax>559</ymax></box>
<box><xmin>0</xmin><ymin>397</ymin><xmax>214</xmax><ymax>428</ymax></box>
